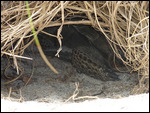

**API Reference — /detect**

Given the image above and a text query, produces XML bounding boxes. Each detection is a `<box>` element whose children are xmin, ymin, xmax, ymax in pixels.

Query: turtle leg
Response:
<box><xmin>71</xmin><ymin>46</ymin><xmax>119</xmax><ymax>81</ymax></box>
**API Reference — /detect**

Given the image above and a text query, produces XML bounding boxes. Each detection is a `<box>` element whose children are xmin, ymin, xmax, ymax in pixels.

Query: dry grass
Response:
<box><xmin>1</xmin><ymin>1</ymin><xmax>149</xmax><ymax>94</ymax></box>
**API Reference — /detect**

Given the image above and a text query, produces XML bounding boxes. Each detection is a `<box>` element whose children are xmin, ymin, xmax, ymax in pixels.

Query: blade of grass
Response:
<box><xmin>25</xmin><ymin>1</ymin><xmax>58</xmax><ymax>74</ymax></box>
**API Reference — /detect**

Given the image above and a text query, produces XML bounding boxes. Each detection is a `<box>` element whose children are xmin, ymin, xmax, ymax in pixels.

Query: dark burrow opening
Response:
<box><xmin>1</xmin><ymin>25</ymin><xmax>139</xmax><ymax>102</ymax></box>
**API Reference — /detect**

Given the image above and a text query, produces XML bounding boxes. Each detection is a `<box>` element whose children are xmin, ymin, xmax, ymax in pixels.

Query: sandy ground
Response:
<box><xmin>1</xmin><ymin>43</ymin><xmax>149</xmax><ymax>112</ymax></box>
<box><xmin>1</xmin><ymin>94</ymin><xmax>149</xmax><ymax>112</ymax></box>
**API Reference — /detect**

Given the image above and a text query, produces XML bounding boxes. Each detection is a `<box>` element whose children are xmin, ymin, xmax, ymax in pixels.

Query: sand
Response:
<box><xmin>1</xmin><ymin>43</ymin><xmax>149</xmax><ymax>112</ymax></box>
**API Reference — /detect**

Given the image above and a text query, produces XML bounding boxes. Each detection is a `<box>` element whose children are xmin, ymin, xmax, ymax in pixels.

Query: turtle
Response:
<box><xmin>39</xmin><ymin>25</ymin><xmax>120</xmax><ymax>81</ymax></box>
